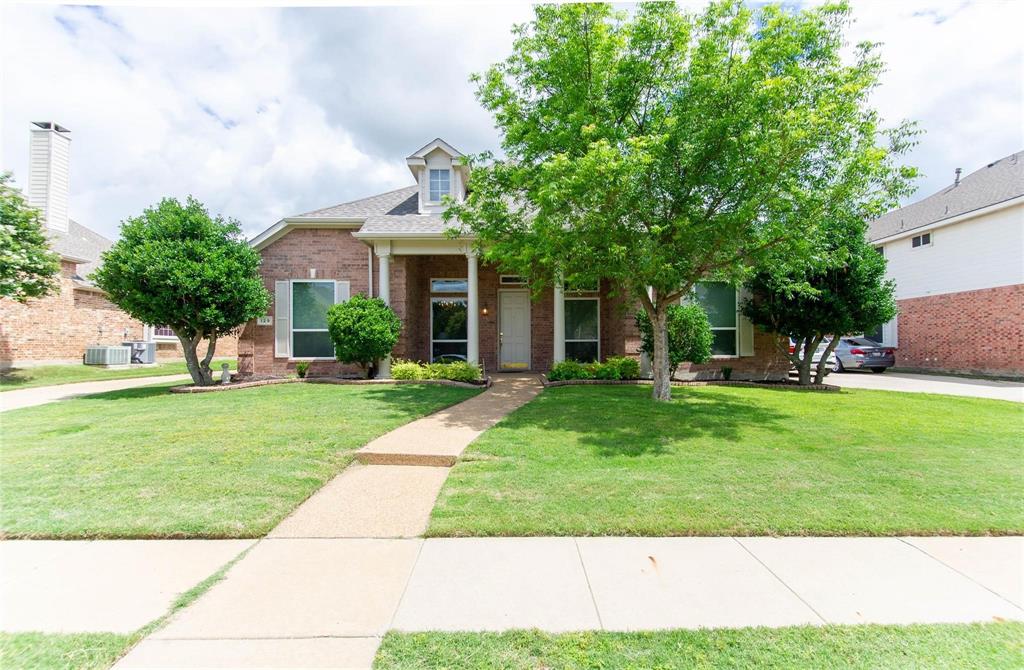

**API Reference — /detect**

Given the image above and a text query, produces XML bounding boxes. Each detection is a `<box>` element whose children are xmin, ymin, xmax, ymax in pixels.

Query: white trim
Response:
<box><xmin>870</xmin><ymin>194</ymin><xmax>1024</xmax><ymax>244</ymax></box>
<box><xmin>498</xmin><ymin>289</ymin><xmax>532</xmax><ymax>370</ymax></box>
<box><xmin>250</xmin><ymin>218</ymin><xmax>364</xmax><ymax>250</ymax></box>
<box><xmin>564</xmin><ymin>296</ymin><xmax>601</xmax><ymax>362</ymax></box>
<box><xmin>430</xmin><ymin>296</ymin><xmax>469</xmax><ymax>362</ymax></box>
<box><xmin>289</xmin><ymin>279</ymin><xmax>337</xmax><ymax>361</ymax></box>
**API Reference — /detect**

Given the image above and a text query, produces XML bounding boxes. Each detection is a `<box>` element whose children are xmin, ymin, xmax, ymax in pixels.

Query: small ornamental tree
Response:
<box><xmin>94</xmin><ymin>197</ymin><xmax>269</xmax><ymax>386</ymax></box>
<box><xmin>447</xmin><ymin>1</ymin><xmax>917</xmax><ymax>401</ymax></box>
<box><xmin>743</xmin><ymin>217</ymin><xmax>898</xmax><ymax>385</ymax></box>
<box><xmin>636</xmin><ymin>303</ymin><xmax>713</xmax><ymax>378</ymax></box>
<box><xmin>0</xmin><ymin>173</ymin><xmax>60</xmax><ymax>302</ymax></box>
<box><xmin>326</xmin><ymin>295</ymin><xmax>401</xmax><ymax>377</ymax></box>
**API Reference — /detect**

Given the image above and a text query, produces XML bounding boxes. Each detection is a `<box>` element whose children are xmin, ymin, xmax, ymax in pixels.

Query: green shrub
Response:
<box><xmin>636</xmin><ymin>303</ymin><xmax>713</xmax><ymax>377</ymax></box>
<box><xmin>589</xmin><ymin>361</ymin><xmax>622</xmax><ymax>380</ymax></box>
<box><xmin>548</xmin><ymin>360</ymin><xmax>593</xmax><ymax>381</ymax></box>
<box><xmin>295</xmin><ymin>361</ymin><xmax>310</xmax><ymax>379</ymax></box>
<box><xmin>391</xmin><ymin>360</ymin><xmax>424</xmax><ymax>380</ymax></box>
<box><xmin>327</xmin><ymin>295</ymin><xmax>402</xmax><ymax>376</ymax></box>
<box><xmin>606</xmin><ymin>355</ymin><xmax>640</xmax><ymax>379</ymax></box>
<box><xmin>423</xmin><ymin>361</ymin><xmax>482</xmax><ymax>383</ymax></box>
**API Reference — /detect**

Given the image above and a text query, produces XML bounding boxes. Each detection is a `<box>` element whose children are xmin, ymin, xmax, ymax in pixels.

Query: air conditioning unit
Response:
<box><xmin>123</xmin><ymin>341</ymin><xmax>157</xmax><ymax>365</ymax></box>
<box><xmin>84</xmin><ymin>346</ymin><xmax>131</xmax><ymax>366</ymax></box>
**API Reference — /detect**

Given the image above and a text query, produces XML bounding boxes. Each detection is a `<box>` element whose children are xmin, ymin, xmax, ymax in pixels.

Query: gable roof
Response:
<box><xmin>869</xmin><ymin>150</ymin><xmax>1024</xmax><ymax>241</ymax></box>
<box><xmin>295</xmin><ymin>185</ymin><xmax>419</xmax><ymax>219</ymax></box>
<box><xmin>407</xmin><ymin>138</ymin><xmax>463</xmax><ymax>160</ymax></box>
<box><xmin>48</xmin><ymin>219</ymin><xmax>113</xmax><ymax>282</ymax></box>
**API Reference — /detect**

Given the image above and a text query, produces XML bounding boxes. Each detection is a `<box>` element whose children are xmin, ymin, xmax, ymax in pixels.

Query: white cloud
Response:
<box><xmin>1</xmin><ymin>2</ymin><xmax>1020</xmax><ymax>241</ymax></box>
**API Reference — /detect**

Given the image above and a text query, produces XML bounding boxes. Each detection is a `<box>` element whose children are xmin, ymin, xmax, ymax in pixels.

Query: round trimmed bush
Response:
<box><xmin>326</xmin><ymin>295</ymin><xmax>402</xmax><ymax>376</ymax></box>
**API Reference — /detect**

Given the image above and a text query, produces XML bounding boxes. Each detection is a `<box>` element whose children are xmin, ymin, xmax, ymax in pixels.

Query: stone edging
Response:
<box><xmin>541</xmin><ymin>377</ymin><xmax>839</xmax><ymax>392</ymax></box>
<box><xmin>169</xmin><ymin>376</ymin><xmax>489</xmax><ymax>393</ymax></box>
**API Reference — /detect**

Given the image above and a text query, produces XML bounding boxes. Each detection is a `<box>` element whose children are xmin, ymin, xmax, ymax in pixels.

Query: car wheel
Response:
<box><xmin>832</xmin><ymin>358</ymin><xmax>844</xmax><ymax>373</ymax></box>
<box><xmin>870</xmin><ymin>367</ymin><xmax>886</xmax><ymax>374</ymax></box>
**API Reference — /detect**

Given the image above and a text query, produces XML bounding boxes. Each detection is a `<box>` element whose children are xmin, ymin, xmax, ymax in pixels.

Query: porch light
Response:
<box><xmin>481</xmin><ymin>306</ymin><xmax>489</xmax><ymax>316</ymax></box>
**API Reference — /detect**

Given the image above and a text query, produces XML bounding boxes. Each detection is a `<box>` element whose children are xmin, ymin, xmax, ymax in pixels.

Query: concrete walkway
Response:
<box><xmin>0</xmin><ymin>373</ymin><xmax>192</xmax><ymax>412</ymax></box>
<box><xmin>830</xmin><ymin>370</ymin><xmax>1024</xmax><ymax>402</ymax></box>
<box><xmin>113</xmin><ymin>536</ymin><xmax>1022</xmax><ymax>668</ymax></box>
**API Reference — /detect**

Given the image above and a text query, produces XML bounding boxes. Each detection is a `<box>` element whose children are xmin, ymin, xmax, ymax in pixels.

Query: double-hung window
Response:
<box><xmin>693</xmin><ymin>282</ymin><xmax>737</xmax><ymax>356</ymax></box>
<box><xmin>429</xmin><ymin>169</ymin><xmax>450</xmax><ymax>202</ymax></box>
<box><xmin>564</xmin><ymin>297</ymin><xmax>600</xmax><ymax>362</ymax></box>
<box><xmin>291</xmin><ymin>280</ymin><xmax>336</xmax><ymax>358</ymax></box>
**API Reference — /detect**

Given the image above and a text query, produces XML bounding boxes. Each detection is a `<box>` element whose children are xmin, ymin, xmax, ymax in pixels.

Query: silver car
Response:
<box><xmin>788</xmin><ymin>339</ymin><xmax>837</xmax><ymax>375</ymax></box>
<box><xmin>832</xmin><ymin>337</ymin><xmax>896</xmax><ymax>373</ymax></box>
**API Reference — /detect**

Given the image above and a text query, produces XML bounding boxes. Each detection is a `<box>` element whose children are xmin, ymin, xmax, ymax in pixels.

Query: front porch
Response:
<box><xmin>372</xmin><ymin>239</ymin><xmax>637</xmax><ymax>375</ymax></box>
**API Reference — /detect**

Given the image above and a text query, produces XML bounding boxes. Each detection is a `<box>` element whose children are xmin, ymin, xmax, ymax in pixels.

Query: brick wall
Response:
<box><xmin>240</xmin><ymin>228</ymin><xmax>372</xmax><ymax>377</ymax></box>
<box><xmin>0</xmin><ymin>260</ymin><xmax>234</xmax><ymax>367</ymax></box>
<box><xmin>894</xmin><ymin>284</ymin><xmax>1024</xmax><ymax>376</ymax></box>
<box><xmin>241</xmin><ymin>233</ymin><xmax>787</xmax><ymax>379</ymax></box>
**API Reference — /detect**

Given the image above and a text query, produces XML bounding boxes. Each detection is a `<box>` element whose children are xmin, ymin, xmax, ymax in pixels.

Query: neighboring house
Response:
<box><xmin>868</xmin><ymin>150</ymin><xmax>1024</xmax><ymax>377</ymax></box>
<box><xmin>239</xmin><ymin>138</ymin><xmax>787</xmax><ymax>379</ymax></box>
<box><xmin>0</xmin><ymin>122</ymin><xmax>236</xmax><ymax>367</ymax></box>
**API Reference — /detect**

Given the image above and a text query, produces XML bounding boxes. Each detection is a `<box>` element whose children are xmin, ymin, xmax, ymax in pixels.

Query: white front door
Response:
<box><xmin>499</xmin><ymin>291</ymin><xmax>530</xmax><ymax>370</ymax></box>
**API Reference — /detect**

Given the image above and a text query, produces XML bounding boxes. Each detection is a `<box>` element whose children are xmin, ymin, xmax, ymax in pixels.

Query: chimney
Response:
<box><xmin>28</xmin><ymin>121</ymin><xmax>71</xmax><ymax>233</ymax></box>
<box><xmin>954</xmin><ymin>167</ymin><xmax>962</xmax><ymax>186</ymax></box>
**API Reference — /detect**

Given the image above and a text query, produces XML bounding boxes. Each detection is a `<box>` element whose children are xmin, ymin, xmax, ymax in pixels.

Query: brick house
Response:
<box><xmin>239</xmin><ymin>138</ymin><xmax>787</xmax><ymax>380</ymax></box>
<box><xmin>867</xmin><ymin>150</ymin><xmax>1024</xmax><ymax>378</ymax></box>
<box><xmin>0</xmin><ymin>122</ymin><xmax>236</xmax><ymax>368</ymax></box>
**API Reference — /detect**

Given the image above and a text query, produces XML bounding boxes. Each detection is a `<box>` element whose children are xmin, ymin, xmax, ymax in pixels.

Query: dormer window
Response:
<box><xmin>429</xmin><ymin>169</ymin><xmax>450</xmax><ymax>202</ymax></box>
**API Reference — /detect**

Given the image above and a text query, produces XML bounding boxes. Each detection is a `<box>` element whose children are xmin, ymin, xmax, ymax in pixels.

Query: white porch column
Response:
<box><xmin>553</xmin><ymin>278</ymin><xmax>565</xmax><ymax>363</ymax></box>
<box><xmin>378</xmin><ymin>250</ymin><xmax>392</xmax><ymax>378</ymax></box>
<box><xmin>466</xmin><ymin>251</ymin><xmax>480</xmax><ymax>366</ymax></box>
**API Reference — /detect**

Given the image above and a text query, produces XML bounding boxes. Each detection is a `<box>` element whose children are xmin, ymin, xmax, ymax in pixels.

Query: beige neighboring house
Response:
<box><xmin>0</xmin><ymin>122</ymin><xmax>236</xmax><ymax>368</ymax></box>
<box><xmin>868</xmin><ymin>150</ymin><xmax>1024</xmax><ymax>377</ymax></box>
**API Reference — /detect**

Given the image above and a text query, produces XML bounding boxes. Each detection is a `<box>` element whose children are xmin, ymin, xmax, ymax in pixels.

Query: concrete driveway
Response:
<box><xmin>828</xmin><ymin>370</ymin><xmax>1024</xmax><ymax>402</ymax></box>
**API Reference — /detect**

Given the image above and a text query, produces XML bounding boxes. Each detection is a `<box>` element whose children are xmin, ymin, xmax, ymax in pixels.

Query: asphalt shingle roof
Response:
<box><xmin>296</xmin><ymin>185</ymin><xmax>419</xmax><ymax>218</ymax></box>
<box><xmin>869</xmin><ymin>150</ymin><xmax>1024</xmax><ymax>241</ymax></box>
<box><xmin>48</xmin><ymin>219</ymin><xmax>113</xmax><ymax>281</ymax></box>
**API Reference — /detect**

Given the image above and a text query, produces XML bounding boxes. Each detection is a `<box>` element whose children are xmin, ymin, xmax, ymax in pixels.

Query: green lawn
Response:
<box><xmin>0</xmin><ymin>633</ymin><xmax>133</xmax><ymax>670</ymax></box>
<box><xmin>374</xmin><ymin>623</ymin><xmax>1024</xmax><ymax>670</ymax></box>
<box><xmin>1</xmin><ymin>383</ymin><xmax>478</xmax><ymax>538</ymax></box>
<box><xmin>429</xmin><ymin>385</ymin><xmax>1024</xmax><ymax>537</ymax></box>
<box><xmin>0</xmin><ymin>359</ymin><xmax>234</xmax><ymax>392</ymax></box>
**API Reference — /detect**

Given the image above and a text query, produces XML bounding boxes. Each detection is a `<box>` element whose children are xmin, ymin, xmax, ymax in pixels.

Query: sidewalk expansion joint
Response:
<box><xmin>574</xmin><ymin>538</ymin><xmax>605</xmax><ymax>630</ymax></box>
<box><xmin>732</xmin><ymin>537</ymin><xmax>829</xmax><ymax>625</ymax></box>
<box><xmin>898</xmin><ymin>537</ymin><xmax>1024</xmax><ymax>612</ymax></box>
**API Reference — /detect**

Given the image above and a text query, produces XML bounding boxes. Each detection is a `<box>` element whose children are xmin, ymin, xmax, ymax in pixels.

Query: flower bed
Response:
<box><xmin>170</xmin><ymin>375</ymin><xmax>489</xmax><ymax>393</ymax></box>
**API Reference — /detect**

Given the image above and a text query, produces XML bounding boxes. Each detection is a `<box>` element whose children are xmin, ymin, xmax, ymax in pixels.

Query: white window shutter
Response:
<box><xmin>737</xmin><ymin>286</ymin><xmax>755</xmax><ymax>357</ymax></box>
<box><xmin>335</xmin><ymin>280</ymin><xmax>351</xmax><ymax>303</ymax></box>
<box><xmin>274</xmin><ymin>281</ymin><xmax>290</xmax><ymax>358</ymax></box>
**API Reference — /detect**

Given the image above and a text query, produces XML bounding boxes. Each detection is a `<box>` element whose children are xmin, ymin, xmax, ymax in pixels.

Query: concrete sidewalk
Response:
<box><xmin>829</xmin><ymin>370</ymin><xmax>1024</xmax><ymax>402</ymax></box>
<box><xmin>0</xmin><ymin>373</ymin><xmax>192</xmax><ymax>412</ymax></box>
<box><xmin>114</xmin><ymin>535</ymin><xmax>1022</xmax><ymax>668</ymax></box>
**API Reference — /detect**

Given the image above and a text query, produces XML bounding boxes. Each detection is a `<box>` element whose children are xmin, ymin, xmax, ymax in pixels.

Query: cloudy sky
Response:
<box><xmin>1</xmin><ymin>1</ymin><xmax>1021</xmax><ymax>240</ymax></box>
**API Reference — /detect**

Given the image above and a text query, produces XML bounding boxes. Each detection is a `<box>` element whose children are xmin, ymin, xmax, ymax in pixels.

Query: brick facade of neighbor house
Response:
<box><xmin>240</xmin><ymin>228</ymin><xmax>790</xmax><ymax>380</ymax></box>
<box><xmin>0</xmin><ymin>261</ymin><xmax>238</xmax><ymax>368</ymax></box>
<box><xmin>891</xmin><ymin>284</ymin><xmax>1024</xmax><ymax>377</ymax></box>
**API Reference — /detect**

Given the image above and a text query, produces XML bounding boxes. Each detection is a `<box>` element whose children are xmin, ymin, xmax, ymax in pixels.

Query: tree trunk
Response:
<box><xmin>650</xmin><ymin>306</ymin><xmax>672</xmax><ymax>402</ymax></box>
<box><xmin>813</xmin><ymin>336</ymin><xmax>841</xmax><ymax>385</ymax></box>
<box><xmin>177</xmin><ymin>331</ymin><xmax>215</xmax><ymax>386</ymax></box>
<box><xmin>796</xmin><ymin>337</ymin><xmax>815</xmax><ymax>385</ymax></box>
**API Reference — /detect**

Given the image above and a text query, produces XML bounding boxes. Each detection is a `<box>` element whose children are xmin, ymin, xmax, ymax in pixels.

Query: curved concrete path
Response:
<box><xmin>0</xmin><ymin>373</ymin><xmax>192</xmax><ymax>412</ymax></box>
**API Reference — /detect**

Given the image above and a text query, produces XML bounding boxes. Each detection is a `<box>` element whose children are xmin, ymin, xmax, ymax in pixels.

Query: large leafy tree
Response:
<box><xmin>95</xmin><ymin>197</ymin><xmax>269</xmax><ymax>386</ymax></box>
<box><xmin>447</xmin><ymin>1</ymin><xmax>916</xmax><ymax>400</ymax></box>
<box><xmin>0</xmin><ymin>173</ymin><xmax>60</xmax><ymax>302</ymax></box>
<box><xmin>743</xmin><ymin>216</ymin><xmax>899</xmax><ymax>385</ymax></box>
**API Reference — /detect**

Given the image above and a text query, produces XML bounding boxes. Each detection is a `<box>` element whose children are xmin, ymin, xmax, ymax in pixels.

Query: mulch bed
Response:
<box><xmin>541</xmin><ymin>377</ymin><xmax>839</xmax><ymax>392</ymax></box>
<box><xmin>169</xmin><ymin>375</ymin><xmax>489</xmax><ymax>394</ymax></box>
